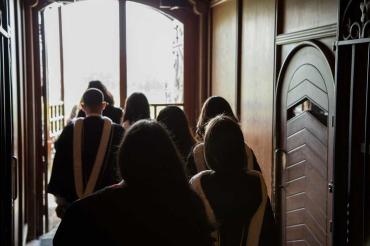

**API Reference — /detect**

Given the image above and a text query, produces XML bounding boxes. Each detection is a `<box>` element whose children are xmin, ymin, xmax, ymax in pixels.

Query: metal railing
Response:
<box><xmin>150</xmin><ymin>103</ymin><xmax>184</xmax><ymax>118</ymax></box>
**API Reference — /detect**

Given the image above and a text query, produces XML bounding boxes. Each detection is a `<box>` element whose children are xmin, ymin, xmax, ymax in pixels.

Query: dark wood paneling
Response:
<box><xmin>241</xmin><ymin>0</ymin><xmax>276</xmax><ymax>196</ymax></box>
<box><xmin>279</xmin><ymin>0</ymin><xmax>337</xmax><ymax>34</ymax></box>
<box><xmin>211</xmin><ymin>0</ymin><xmax>237</xmax><ymax>111</ymax></box>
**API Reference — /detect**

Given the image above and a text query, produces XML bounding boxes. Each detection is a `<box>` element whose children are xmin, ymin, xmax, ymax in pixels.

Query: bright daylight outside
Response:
<box><xmin>43</xmin><ymin>0</ymin><xmax>184</xmax><ymax>231</ymax></box>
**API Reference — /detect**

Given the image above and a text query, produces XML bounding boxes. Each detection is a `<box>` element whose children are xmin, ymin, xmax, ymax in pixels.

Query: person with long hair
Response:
<box><xmin>190</xmin><ymin>115</ymin><xmax>276</xmax><ymax>246</ymax></box>
<box><xmin>187</xmin><ymin>96</ymin><xmax>261</xmax><ymax>176</ymax></box>
<box><xmin>53</xmin><ymin>120</ymin><xmax>213</xmax><ymax>246</ymax></box>
<box><xmin>157</xmin><ymin>106</ymin><xmax>195</xmax><ymax>166</ymax></box>
<box><xmin>195</xmin><ymin>96</ymin><xmax>238</xmax><ymax>141</ymax></box>
<box><xmin>122</xmin><ymin>92</ymin><xmax>150</xmax><ymax>129</ymax></box>
<box><xmin>77</xmin><ymin>80</ymin><xmax>124</xmax><ymax>124</ymax></box>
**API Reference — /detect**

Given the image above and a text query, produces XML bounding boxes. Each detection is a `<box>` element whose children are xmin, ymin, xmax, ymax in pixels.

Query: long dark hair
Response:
<box><xmin>204</xmin><ymin>115</ymin><xmax>247</xmax><ymax>174</ymax></box>
<box><xmin>123</xmin><ymin>92</ymin><xmax>150</xmax><ymax>124</ymax></box>
<box><xmin>88</xmin><ymin>80</ymin><xmax>115</xmax><ymax>105</ymax></box>
<box><xmin>157</xmin><ymin>106</ymin><xmax>195</xmax><ymax>161</ymax></box>
<box><xmin>119</xmin><ymin>120</ymin><xmax>212</xmax><ymax>244</ymax></box>
<box><xmin>196</xmin><ymin>96</ymin><xmax>238</xmax><ymax>140</ymax></box>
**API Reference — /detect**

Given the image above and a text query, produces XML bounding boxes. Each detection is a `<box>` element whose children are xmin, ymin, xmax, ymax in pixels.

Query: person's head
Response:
<box><xmin>119</xmin><ymin>120</ymin><xmax>187</xmax><ymax>190</ymax></box>
<box><xmin>81</xmin><ymin>88</ymin><xmax>106</xmax><ymax>115</ymax></box>
<box><xmin>88</xmin><ymin>80</ymin><xmax>115</xmax><ymax>105</ymax></box>
<box><xmin>196</xmin><ymin>96</ymin><xmax>238</xmax><ymax>140</ymax></box>
<box><xmin>157</xmin><ymin>106</ymin><xmax>195</xmax><ymax>160</ymax></box>
<box><xmin>119</xmin><ymin>120</ymin><xmax>212</xmax><ymax>244</ymax></box>
<box><xmin>123</xmin><ymin>92</ymin><xmax>150</xmax><ymax>125</ymax></box>
<box><xmin>204</xmin><ymin>115</ymin><xmax>246</xmax><ymax>174</ymax></box>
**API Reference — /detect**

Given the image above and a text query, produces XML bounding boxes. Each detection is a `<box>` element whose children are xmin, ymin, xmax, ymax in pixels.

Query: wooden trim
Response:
<box><xmin>24</xmin><ymin>0</ymin><xmax>51</xmax><ymax>239</ymax></box>
<box><xmin>58</xmin><ymin>6</ymin><xmax>65</xmax><ymax>102</ymax></box>
<box><xmin>199</xmin><ymin>11</ymin><xmax>210</xmax><ymax>115</ymax></box>
<box><xmin>210</xmin><ymin>0</ymin><xmax>230</xmax><ymax>8</ymax></box>
<box><xmin>119</xmin><ymin>0</ymin><xmax>127</xmax><ymax>108</ymax></box>
<box><xmin>276</xmin><ymin>23</ymin><xmax>337</xmax><ymax>45</ymax></box>
<box><xmin>235</xmin><ymin>0</ymin><xmax>242</xmax><ymax>119</ymax></box>
<box><xmin>208</xmin><ymin>7</ymin><xmax>213</xmax><ymax>99</ymax></box>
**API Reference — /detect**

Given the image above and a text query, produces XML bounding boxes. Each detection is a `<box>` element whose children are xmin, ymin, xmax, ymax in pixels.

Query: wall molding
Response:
<box><xmin>276</xmin><ymin>23</ymin><xmax>337</xmax><ymax>45</ymax></box>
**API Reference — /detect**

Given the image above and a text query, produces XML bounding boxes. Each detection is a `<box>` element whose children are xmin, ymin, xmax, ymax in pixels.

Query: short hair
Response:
<box><xmin>82</xmin><ymin>88</ymin><xmax>104</xmax><ymax>108</ymax></box>
<box><xmin>157</xmin><ymin>106</ymin><xmax>195</xmax><ymax>161</ymax></box>
<box><xmin>88</xmin><ymin>80</ymin><xmax>115</xmax><ymax>105</ymax></box>
<box><xmin>204</xmin><ymin>115</ymin><xmax>246</xmax><ymax>173</ymax></box>
<box><xmin>196</xmin><ymin>96</ymin><xmax>238</xmax><ymax>140</ymax></box>
<box><xmin>123</xmin><ymin>92</ymin><xmax>150</xmax><ymax>124</ymax></box>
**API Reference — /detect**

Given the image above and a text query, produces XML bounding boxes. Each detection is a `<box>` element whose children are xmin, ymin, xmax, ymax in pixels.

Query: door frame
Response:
<box><xmin>23</xmin><ymin>0</ymin><xmax>208</xmax><ymax>240</ymax></box>
<box><xmin>273</xmin><ymin>40</ymin><xmax>336</xmax><ymax>245</ymax></box>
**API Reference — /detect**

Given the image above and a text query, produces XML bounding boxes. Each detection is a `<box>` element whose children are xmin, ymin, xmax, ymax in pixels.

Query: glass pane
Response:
<box><xmin>44</xmin><ymin>5</ymin><xmax>62</xmax><ymax>105</ymax></box>
<box><xmin>62</xmin><ymin>0</ymin><xmax>120</xmax><ymax>118</ymax></box>
<box><xmin>126</xmin><ymin>1</ymin><xmax>184</xmax><ymax>104</ymax></box>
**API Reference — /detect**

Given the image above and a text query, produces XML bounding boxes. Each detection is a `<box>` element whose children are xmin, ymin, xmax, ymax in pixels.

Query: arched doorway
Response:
<box><xmin>275</xmin><ymin>42</ymin><xmax>335</xmax><ymax>246</ymax></box>
<box><xmin>22</xmin><ymin>0</ymin><xmax>203</xmax><ymax>240</ymax></box>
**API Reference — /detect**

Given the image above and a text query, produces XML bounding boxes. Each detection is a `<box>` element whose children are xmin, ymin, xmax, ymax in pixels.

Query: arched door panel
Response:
<box><xmin>276</xmin><ymin>42</ymin><xmax>335</xmax><ymax>246</ymax></box>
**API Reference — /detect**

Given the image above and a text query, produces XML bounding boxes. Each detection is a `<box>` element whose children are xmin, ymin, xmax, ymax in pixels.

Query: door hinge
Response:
<box><xmin>331</xmin><ymin>115</ymin><xmax>335</xmax><ymax>127</ymax></box>
<box><xmin>361</xmin><ymin>143</ymin><xmax>370</xmax><ymax>155</ymax></box>
<box><xmin>42</xmin><ymin>84</ymin><xmax>47</xmax><ymax>98</ymax></box>
<box><xmin>328</xmin><ymin>181</ymin><xmax>334</xmax><ymax>193</ymax></box>
<box><xmin>329</xmin><ymin>220</ymin><xmax>333</xmax><ymax>232</ymax></box>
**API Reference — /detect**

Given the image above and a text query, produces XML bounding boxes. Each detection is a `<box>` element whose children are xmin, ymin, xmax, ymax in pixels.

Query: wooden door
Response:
<box><xmin>276</xmin><ymin>42</ymin><xmax>335</xmax><ymax>246</ymax></box>
<box><xmin>0</xmin><ymin>0</ymin><xmax>24</xmax><ymax>244</ymax></box>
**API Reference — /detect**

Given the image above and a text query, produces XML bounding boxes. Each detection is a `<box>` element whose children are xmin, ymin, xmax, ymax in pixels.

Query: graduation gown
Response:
<box><xmin>53</xmin><ymin>183</ymin><xmax>213</xmax><ymax>246</ymax></box>
<box><xmin>190</xmin><ymin>170</ymin><xmax>277</xmax><ymax>246</ymax></box>
<box><xmin>48</xmin><ymin>116</ymin><xmax>125</xmax><ymax>205</ymax></box>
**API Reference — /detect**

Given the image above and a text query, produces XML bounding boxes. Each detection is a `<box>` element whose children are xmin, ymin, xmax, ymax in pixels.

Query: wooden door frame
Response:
<box><xmin>273</xmin><ymin>40</ymin><xmax>336</xmax><ymax>245</ymax></box>
<box><xmin>0</xmin><ymin>1</ymin><xmax>14</xmax><ymax>244</ymax></box>
<box><xmin>22</xmin><ymin>0</ymin><xmax>209</xmax><ymax>240</ymax></box>
<box><xmin>119</xmin><ymin>0</ymin><xmax>207</xmax><ymax>126</ymax></box>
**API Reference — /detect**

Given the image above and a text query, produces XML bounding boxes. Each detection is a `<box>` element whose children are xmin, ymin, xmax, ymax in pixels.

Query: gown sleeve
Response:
<box><xmin>53</xmin><ymin>202</ymin><xmax>98</xmax><ymax>245</ymax></box>
<box><xmin>47</xmin><ymin>125</ymin><xmax>74</xmax><ymax>201</ymax></box>
<box><xmin>258</xmin><ymin>198</ymin><xmax>278</xmax><ymax>246</ymax></box>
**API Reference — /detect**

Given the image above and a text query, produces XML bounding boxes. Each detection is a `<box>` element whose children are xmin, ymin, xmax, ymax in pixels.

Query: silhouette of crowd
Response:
<box><xmin>48</xmin><ymin>81</ymin><xmax>277</xmax><ymax>246</ymax></box>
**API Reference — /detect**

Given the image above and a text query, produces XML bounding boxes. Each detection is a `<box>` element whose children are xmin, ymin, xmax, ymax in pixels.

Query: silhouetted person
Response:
<box><xmin>53</xmin><ymin>120</ymin><xmax>213</xmax><ymax>246</ymax></box>
<box><xmin>48</xmin><ymin>88</ymin><xmax>125</xmax><ymax>218</ymax></box>
<box><xmin>190</xmin><ymin>116</ymin><xmax>277</xmax><ymax>246</ymax></box>
<box><xmin>187</xmin><ymin>96</ymin><xmax>261</xmax><ymax>176</ymax></box>
<box><xmin>122</xmin><ymin>92</ymin><xmax>150</xmax><ymax>129</ymax></box>
<box><xmin>78</xmin><ymin>80</ymin><xmax>124</xmax><ymax>124</ymax></box>
<box><xmin>157</xmin><ymin>106</ymin><xmax>195</xmax><ymax>166</ymax></box>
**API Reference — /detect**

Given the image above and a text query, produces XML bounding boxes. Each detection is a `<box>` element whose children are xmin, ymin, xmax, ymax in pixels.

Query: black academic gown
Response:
<box><xmin>195</xmin><ymin>171</ymin><xmax>277</xmax><ymax>246</ymax></box>
<box><xmin>78</xmin><ymin>104</ymin><xmax>124</xmax><ymax>124</ymax></box>
<box><xmin>53</xmin><ymin>184</ymin><xmax>213</xmax><ymax>246</ymax></box>
<box><xmin>48</xmin><ymin>116</ymin><xmax>125</xmax><ymax>205</ymax></box>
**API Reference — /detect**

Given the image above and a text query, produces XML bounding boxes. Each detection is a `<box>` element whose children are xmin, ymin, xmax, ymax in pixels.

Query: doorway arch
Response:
<box><xmin>23</xmin><ymin>0</ymin><xmax>203</xmax><ymax>240</ymax></box>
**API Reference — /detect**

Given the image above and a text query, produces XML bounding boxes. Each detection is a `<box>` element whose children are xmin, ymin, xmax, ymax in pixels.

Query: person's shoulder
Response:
<box><xmin>74</xmin><ymin>183</ymin><xmax>127</xmax><ymax>211</ymax></box>
<box><xmin>55</xmin><ymin>123</ymin><xmax>74</xmax><ymax>142</ymax></box>
<box><xmin>107</xmin><ymin>105</ymin><xmax>123</xmax><ymax>116</ymax></box>
<box><xmin>243</xmin><ymin>170</ymin><xmax>264</xmax><ymax>192</ymax></box>
<box><xmin>189</xmin><ymin>170</ymin><xmax>213</xmax><ymax>184</ymax></box>
<box><xmin>111</xmin><ymin>123</ymin><xmax>125</xmax><ymax>135</ymax></box>
<box><xmin>193</xmin><ymin>142</ymin><xmax>204</xmax><ymax>153</ymax></box>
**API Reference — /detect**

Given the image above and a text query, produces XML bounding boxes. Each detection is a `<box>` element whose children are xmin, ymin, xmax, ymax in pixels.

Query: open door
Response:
<box><xmin>275</xmin><ymin>42</ymin><xmax>335</xmax><ymax>246</ymax></box>
<box><xmin>36</xmin><ymin>0</ymin><xmax>202</xmax><ymax>236</ymax></box>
